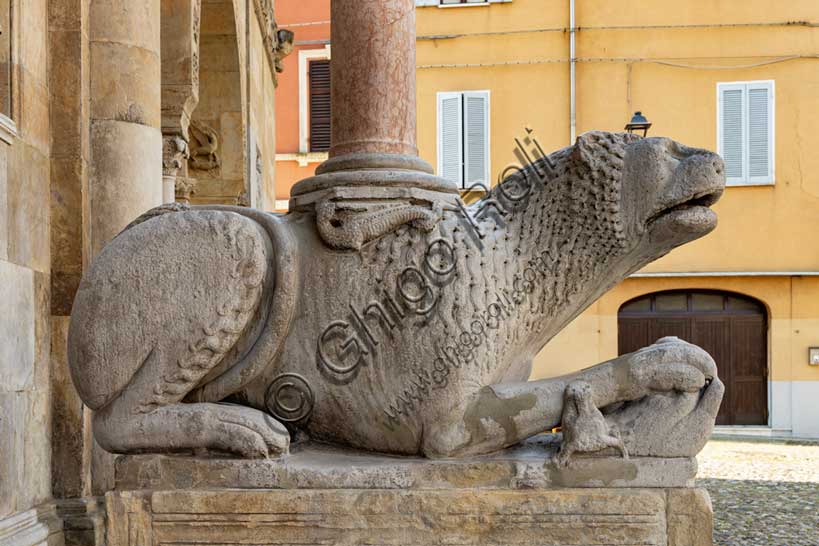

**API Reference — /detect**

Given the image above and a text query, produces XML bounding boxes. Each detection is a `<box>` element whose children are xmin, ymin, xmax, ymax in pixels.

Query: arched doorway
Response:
<box><xmin>187</xmin><ymin>0</ymin><xmax>246</xmax><ymax>205</ymax></box>
<box><xmin>618</xmin><ymin>290</ymin><xmax>768</xmax><ymax>426</ymax></box>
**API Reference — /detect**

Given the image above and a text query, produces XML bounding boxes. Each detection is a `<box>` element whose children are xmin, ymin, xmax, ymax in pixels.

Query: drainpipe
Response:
<box><xmin>569</xmin><ymin>0</ymin><xmax>577</xmax><ymax>144</ymax></box>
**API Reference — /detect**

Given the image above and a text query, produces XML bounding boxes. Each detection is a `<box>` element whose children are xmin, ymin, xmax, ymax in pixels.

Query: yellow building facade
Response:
<box><xmin>413</xmin><ymin>0</ymin><xmax>819</xmax><ymax>437</ymax></box>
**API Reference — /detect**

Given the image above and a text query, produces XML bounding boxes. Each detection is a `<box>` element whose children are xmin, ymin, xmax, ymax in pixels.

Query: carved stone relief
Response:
<box><xmin>188</xmin><ymin>121</ymin><xmax>220</xmax><ymax>172</ymax></box>
<box><xmin>162</xmin><ymin>134</ymin><xmax>189</xmax><ymax>178</ymax></box>
<box><xmin>68</xmin><ymin>132</ymin><xmax>727</xmax><ymax>463</ymax></box>
<box><xmin>252</xmin><ymin>0</ymin><xmax>294</xmax><ymax>84</ymax></box>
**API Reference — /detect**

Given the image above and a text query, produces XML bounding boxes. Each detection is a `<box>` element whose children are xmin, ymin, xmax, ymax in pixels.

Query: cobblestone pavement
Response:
<box><xmin>696</xmin><ymin>439</ymin><xmax>819</xmax><ymax>545</ymax></box>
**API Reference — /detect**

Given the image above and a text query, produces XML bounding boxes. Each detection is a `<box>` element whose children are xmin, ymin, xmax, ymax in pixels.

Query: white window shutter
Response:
<box><xmin>437</xmin><ymin>92</ymin><xmax>463</xmax><ymax>187</ymax></box>
<box><xmin>747</xmin><ymin>81</ymin><xmax>774</xmax><ymax>184</ymax></box>
<box><xmin>415</xmin><ymin>0</ymin><xmax>439</xmax><ymax>6</ymax></box>
<box><xmin>463</xmin><ymin>91</ymin><xmax>490</xmax><ymax>187</ymax></box>
<box><xmin>718</xmin><ymin>83</ymin><xmax>746</xmax><ymax>184</ymax></box>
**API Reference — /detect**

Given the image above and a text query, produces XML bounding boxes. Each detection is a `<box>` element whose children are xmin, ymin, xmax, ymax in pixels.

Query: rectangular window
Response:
<box><xmin>437</xmin><ymin>90</ymin><xmax>490</xmax><ymax>189</ymax></box>
<box><xmin>308</xmin><ymin>59</ymin><xmax>331</xmax><ymax>153</ymax></box>
<box><xmin>717</xmin><ymin>80</ymin><xmax>774</xmax><ymax>186</ymax></box>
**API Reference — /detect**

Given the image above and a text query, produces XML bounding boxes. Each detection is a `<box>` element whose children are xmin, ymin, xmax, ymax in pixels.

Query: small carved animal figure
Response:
<box><xmin>555</xmin><ymin>381</ymin><xmax>627</xmax><ymax>467</ymax></box>
<box><xmin>188</xmin><ymin>121</ymin><xmax>220</xmax><ymax>171</ymax></box>
<box><xmin>68</xmin><ymin>132</ymin><xmax>726</xmax><ymax>460</ymax></box>
<box><xmin>274</xmin><ymin>29</ymin><xmax>295</xmax><ymax>73</ymax></box>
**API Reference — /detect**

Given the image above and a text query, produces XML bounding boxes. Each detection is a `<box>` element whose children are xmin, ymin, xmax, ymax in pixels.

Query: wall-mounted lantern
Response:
<box><xmin>625</xmin><ymin>111</ymin><xmax>652</xmax><ymax>137</ymax></box>
<box><xmin>809</xmin><ymin>347</ymin><xmax>819</xmax><ymax>366</ymax></box>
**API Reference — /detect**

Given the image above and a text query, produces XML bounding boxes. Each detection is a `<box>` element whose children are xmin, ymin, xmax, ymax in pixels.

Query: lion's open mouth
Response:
<box><xmin>648</xmin><ymin>188</ymin><xmax>722</xmax><ymax>225</ymax></box>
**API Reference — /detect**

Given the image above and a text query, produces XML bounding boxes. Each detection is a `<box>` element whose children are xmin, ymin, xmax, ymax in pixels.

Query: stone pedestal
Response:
<box><xmin>108</xmin><ymin>438</ymin><xmax>713</xmax><ymax>546</ymax></box>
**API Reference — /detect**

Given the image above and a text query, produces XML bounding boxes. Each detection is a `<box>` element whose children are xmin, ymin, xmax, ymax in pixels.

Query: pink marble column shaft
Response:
<box><xmin>329</xmin><ymin>0</ymin><xmax>417</xmax><ymax>158</ymax></box>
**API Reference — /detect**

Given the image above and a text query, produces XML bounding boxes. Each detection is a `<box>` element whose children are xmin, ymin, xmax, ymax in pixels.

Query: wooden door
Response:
<box><xmin>618</xmin><ymin>291</ymin><xmax>768</xmax><ymax>426</ymax></box>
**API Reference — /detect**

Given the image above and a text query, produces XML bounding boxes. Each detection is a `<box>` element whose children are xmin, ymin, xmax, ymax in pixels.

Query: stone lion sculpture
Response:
<box><xmin>68</xmin><ymin>132</ymin><xmax>726</xmax><ymax>463</ymax></box>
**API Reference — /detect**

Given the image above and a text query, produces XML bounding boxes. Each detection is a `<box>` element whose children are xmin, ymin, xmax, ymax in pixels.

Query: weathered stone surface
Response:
<box><xmin>21</xmin><ymin>389</ymin><xmax>53</xmax><ymax>511</ymax></box>
<box><xmin>48</xmin><ymin>30</ymin><xmax>85</xmax><ymax>160</ymax></box>
<box><xmin>199</xmin><ymin>34</ymin><xmax>241</xmax><ymax>73</ymax></box>
<box><xmin>0</xmin><ymin>393</ymin><xmax>23</xmax><ymax>518</ymax></box>
<box><xmin>88</xmin><ymin>0</ymin><xmax>160</xmax><ymax>54</ymax></box>
<box><xmin>7</xmin><ymin>143</ymin><xmax>50</xmax><ymax>272</ymax></box>
<box><xmin>49</xmin><ymin>158</ymin><xmax>85</xmax><ymax>316</ymax></box>
<box><xmin>0</xmin><ymin>504</ymin><xmax>64</xmax><ymax>546</ymax></box>
<box><xmin>668</xmin><ymin>488</ymin><xmax>714</xmax><ymax>546</ymax></box>
<box><xmin>89</xmin><ymin>42</ymin><xmax>161</xmax><ymax>128</ymax></box>
<box><xmin>33</xmin><ymin>271</ymin><xmax>51</xmax><ymax>388</ymax></box>
<box><xmin>0</xmin><ymin>389</ymin><xmax>50</xmax><ymax>518</ymax></box>
<box><xmin>0</xmin><ymin>261</ymin><xmax>35</xmax><ymax>391</ymax></box>
<box><xmin>218</xmin><ymin>111</ymin><xmax>244</xmax><ymax>179</ymax></box>
<box><xmin>69</xmin><ymin>132</ymin><xmax>726</xmax><ymax>461</ymax></box>
<box><xmin>0</xmin><ymin>146</ymin><xmax>8</xmax><ymax>261</ymax></box>
<box><xmin>88</xmin><ymin>120</ymin><xmax>162</xmax><ymax>257</ymax></box>
<box><xmin>55</xmin><ymin>498</ymin><xmax>105</xmax><ymax>546</ymax></box>
<box><xmin>114</xmin><ymin>437</ymin><xmax>698</xmax><ymax>491</ymax></box>
<box><xmin>19</xmin><ymin>70</ymin><xmax>51</xmax><ymax>157</ymax></box>
<box><xmin>103</xmin><ymin>486</ymin><xmax>714</xmax><ymax>546</ymax></box>
<box><xmin>48</xmin><ymin>0</ymin><xmax>82</xmax><ymax>31</ymax></box>
<box><xmin>51</xmin><ymin>317</ymin><xmax>89</xmax><ymax>498</ymax></box>
<box><xmin>20</xmin><ymin>0</ymin><xmax>48</xmax><ymax>83</ymax></box>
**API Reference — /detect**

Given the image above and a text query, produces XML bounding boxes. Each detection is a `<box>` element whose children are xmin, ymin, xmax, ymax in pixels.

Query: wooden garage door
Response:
<box><xmin>618</xmin><ymin>290</ymin><xmax>767</xmax><ymax>426</ymax></box>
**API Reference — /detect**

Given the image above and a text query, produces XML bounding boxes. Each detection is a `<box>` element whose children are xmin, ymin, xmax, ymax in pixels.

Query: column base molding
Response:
<box><xmin>0</xmin><ymin>504</ymin><xmax>63</xmax><ymax>546</ymax></box>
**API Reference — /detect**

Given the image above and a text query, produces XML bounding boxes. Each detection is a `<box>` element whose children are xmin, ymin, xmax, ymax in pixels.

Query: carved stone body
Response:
<box><xmin>68</xmin><ymin>132</ymin><xmax>726</xmax><ymax>461</ymax></box>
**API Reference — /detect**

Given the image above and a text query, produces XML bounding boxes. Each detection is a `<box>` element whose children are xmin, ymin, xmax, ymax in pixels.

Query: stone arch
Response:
<box><xmin>184</xmin><ymin>0</ymin><xmax>247</xmax><ymax>205</ymax></box>
<box><xmin>161</xmin><ymin>0</ymin><xmax>202</xmax><ymax>202</ymax></box>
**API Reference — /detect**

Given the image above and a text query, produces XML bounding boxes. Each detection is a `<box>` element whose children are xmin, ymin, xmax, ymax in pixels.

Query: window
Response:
<box><xmin>308</xmin><ymin>59</ymin><xmax>331</xmax><ymax>153</ymax></box>
<box><xmin>717</xmin><ymin>80</ymin><xmax>775</xmax><ymax>186</ymax></box>
<box><xmin>437</xmin><ymin>91</ymin><xmax>490</xmax><ymax>189</ymax></box>
<box><xmin>298</xmin><ymin>45</ymin><xmax>331</xmax><ymax>156</ymax></box>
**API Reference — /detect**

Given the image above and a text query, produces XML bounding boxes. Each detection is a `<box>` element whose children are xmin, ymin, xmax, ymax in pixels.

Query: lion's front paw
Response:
<box><xmin>628</xmin><ymin>337</ymin><xmax>717</xmax><ymax>395</ymax></box>
<box><xmin>605</xmin><ymin>376</ymin><xmax>724</xmax><ymax>458</ymax></box>
<box><xmin>206</xmin><ymin>404</ymin><xmax>291</xmax><ymax>458</ymax></box>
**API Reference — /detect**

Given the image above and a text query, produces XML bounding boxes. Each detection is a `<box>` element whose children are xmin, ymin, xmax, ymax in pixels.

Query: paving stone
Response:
<box><xmin>696</xmin><ymin>440</ymin><xmax>819</xmax><ymax>546</ymax></box>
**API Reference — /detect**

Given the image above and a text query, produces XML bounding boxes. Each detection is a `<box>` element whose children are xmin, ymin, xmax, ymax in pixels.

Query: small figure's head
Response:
<box><xmin>276</xmin><ymin>29</ymin><xmax>295</xmax><ymax>56</ymax></box>
<box><xmin>564</xmin><ymin>381</ymin><xmax>594</xmax><ymax>412</ymax></box>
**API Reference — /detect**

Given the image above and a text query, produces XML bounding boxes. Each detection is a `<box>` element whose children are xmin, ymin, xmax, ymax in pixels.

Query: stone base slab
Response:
<box><xmin>106</xmin><ymin>487</ymin><xmax>713</xmax><ymax>546</ymax></box>
<box><xmin>114</xmin><ymin>436</ymin><xmax>698</xmax><ymax>491</ymax></box>
<box><xmin>109</xmin><ymin>440</ymin><xmax>712</xmax><ymax>545</ymax></box>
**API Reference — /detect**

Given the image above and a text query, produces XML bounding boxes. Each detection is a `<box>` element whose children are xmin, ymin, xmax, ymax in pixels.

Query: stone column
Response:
<box><xmin>87</xmin><ymin>0</ymin><xmax>162</xmax><ymax>494</ymax></box>
<box><xmin>89</xmin><ymin>0</ymin><xmax>163</xmax><ymax>258</ymax></box>
<box><xmin>329</xmin><ymin>0</ymin><xmax>418</xmax><ymax>160</ymax></box>
<box><xmin>291</xmin><ymin>0</ymin><xmax>455</xmax><ymax>203</ymax></box>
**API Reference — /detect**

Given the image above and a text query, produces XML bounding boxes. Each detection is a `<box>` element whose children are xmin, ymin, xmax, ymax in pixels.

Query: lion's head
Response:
<box><xmin>566</xmin><ymin>131</ymin><xmax>725</xmax><ymax>263</ymax></box>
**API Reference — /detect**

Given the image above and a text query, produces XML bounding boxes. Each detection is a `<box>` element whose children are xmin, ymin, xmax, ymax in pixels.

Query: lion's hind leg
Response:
<box><xmin>93</xmin><ymin>347</ymin><xmax>289</xmax><ymax>458</ymax></box>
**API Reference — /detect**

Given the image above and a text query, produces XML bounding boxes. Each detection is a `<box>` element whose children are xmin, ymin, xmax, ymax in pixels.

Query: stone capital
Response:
<box><xmin>162</xmin><ymin>133</ymin><xmax>189</xmax><ymax>178</ymax></box>
<box><xmin>174</xmin><ymin>176</ymin><xmax>197</xmax><ymax>203</ymax></box>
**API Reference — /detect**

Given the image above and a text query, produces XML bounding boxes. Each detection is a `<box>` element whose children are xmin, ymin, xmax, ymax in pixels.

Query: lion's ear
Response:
<box><xmin>570</xmin><ymin>132</ymin><xmax>601</xmax><ymax>172</ymax></box>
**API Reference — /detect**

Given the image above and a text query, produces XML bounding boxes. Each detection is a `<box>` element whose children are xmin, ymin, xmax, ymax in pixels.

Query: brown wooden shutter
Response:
<box><xmin>309</xmin><ymin>60</ymin><xmax>331</xmax><ymax>152</ymax></box>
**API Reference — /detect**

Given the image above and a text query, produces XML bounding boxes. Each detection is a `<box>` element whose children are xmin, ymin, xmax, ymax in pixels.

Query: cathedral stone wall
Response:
<box><xmin>0</xmin><ymin>1</ymin><xmax>284</xmax><ymax>544</ymax></box>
